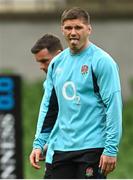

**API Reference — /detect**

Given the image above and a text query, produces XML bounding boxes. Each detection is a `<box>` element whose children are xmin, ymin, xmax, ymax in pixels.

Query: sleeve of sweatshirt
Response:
<box><xmin>33</xmin><ymin>61</ymin><xmax>58</xmax><ymax>151</ymax></box>
<box><xmin>96</xmin><ymin>55</ymin><xmax>122</xmax><ymax>156</ymax></box>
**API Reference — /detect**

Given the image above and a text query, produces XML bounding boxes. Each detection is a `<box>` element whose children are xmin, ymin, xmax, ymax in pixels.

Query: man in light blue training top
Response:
<box><xmin>31</xmin><ymin>7</ymin><xmax>122</xmax><ymax>179</ymax></box>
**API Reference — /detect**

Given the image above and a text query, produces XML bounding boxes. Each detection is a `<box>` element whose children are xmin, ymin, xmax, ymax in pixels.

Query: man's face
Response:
<box><xmin>35</xmin><ymin>48</ymin><xmax>56</xmax><ymax>73</ymax></box>
<box><xmin>62</xmin><ymin>18</ymin><xmax>92</xmax><ymax>53</ymax></box>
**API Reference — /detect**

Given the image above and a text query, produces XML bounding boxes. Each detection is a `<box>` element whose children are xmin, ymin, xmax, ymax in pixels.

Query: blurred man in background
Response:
<box><xmin>29</xmin><ymin>34</ymin><xmax>63</xmax><ymax>178</ymax></box>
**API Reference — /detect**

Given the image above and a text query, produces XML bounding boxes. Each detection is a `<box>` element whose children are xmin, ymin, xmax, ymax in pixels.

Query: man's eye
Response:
<box><xmin>76</xmin><ymin>26</ymin><xmax>82</xmax><ymax>30</ymax></box>
<box><xmin>39</xmin><ymin>59</ymin><xmax>48</xmax><ymax>63</ymax></box>
<box><xmin>65</xmin><ymin>27</ymin><xmax>72</xmax><ymax>30</ymax></box>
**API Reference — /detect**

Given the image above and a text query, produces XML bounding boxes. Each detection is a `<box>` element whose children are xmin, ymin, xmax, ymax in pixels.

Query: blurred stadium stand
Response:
<box><xmin>0</xmin><ymin>0</ymin><xmax>133</xmax><ymax>18</ymax></box>
<box><xmin>0</xmin><ymin>0</ymin><xmax>66</xmax><ymax>14</ymax></box>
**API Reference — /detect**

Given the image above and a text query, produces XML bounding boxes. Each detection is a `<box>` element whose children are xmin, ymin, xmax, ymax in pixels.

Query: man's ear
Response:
<box><xmin>55</xmin><ymin>50</ymin><xmax>62</xmax><ymax>55</ymax></box>
<box><xmin>88</xmin><ymin>24</ymin><xmax>92</xmax><ymax>35</ymax></box>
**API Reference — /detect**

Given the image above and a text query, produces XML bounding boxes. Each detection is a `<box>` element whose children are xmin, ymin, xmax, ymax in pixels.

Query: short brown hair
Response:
<box><xmin>31</xmin><ymin>34</ymin><xmax>63</xmax><ymax>54</ymax></box>
<box><xmin>61</xmin><ymin>7</ymin><xmax>90</xmax><ymax>25</ymax></box>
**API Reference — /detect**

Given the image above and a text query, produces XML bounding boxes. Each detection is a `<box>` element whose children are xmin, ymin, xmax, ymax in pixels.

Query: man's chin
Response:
<box><xmin>70</xmin><ymin>46</ymin><xmax>80</xmax><ymax>53</ymax></box>
<box><xmin>70</xmin><ymin>43</ymin><xmax>78</xmax><ymax>49</ymax></box>
<box><xmin>42</xmin><ymin>70</ymin><xmax>47</xmax><ymax>74</ymax></box>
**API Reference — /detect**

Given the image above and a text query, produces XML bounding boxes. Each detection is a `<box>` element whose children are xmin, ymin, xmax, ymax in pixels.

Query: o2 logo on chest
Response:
<box><xmin>62</xmin><ymin>81</ymin><xmax>80</xmax><ymax>105</ymax></box>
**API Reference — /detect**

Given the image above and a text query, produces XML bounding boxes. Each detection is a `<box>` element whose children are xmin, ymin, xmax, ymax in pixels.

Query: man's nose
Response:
<box><xmin>71</xmin><ymin>28</ymin><xmax>76</xmax><ymax>35</ymax></box>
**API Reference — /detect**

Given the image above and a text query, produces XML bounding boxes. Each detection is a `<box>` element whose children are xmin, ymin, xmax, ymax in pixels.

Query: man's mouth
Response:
<box><xmin>69</xmin><ymin>38</ymin><xmax>79</xmax><ymax>45</ymax></box>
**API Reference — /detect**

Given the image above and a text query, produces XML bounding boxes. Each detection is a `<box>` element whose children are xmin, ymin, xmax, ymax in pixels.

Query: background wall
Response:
<box><xmin>0</xmin><ymin>18</ymin><xmax>133</xmax><ymax>100</ymax></box>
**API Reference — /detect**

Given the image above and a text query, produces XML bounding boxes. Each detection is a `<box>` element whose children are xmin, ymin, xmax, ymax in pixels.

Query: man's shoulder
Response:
<box><xmin>91</xmin><ymin>43</ymin><xmax>116</xmax><ymax>65</ymax></box>
<box><xmin>91</xmin><ymin>43</ymin><xmax>109</xmax><ymax>57</ymax></box>
<box><xmin>51</xmin><ymin>48</ymin><xmax>69</xmax><ymax>64</ymax></box>
<box><xmin>48</xmin><ymin>48</ymin><xmax>69</xmax><ymax>72</ymax></box>
<box><xmin>56</xmin><ymin>48</ymin><xmax>69</xmax><ymax>58</ymax></box>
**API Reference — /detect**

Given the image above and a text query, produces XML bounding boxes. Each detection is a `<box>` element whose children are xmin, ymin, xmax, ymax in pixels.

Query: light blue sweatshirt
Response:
<box><xmin>33</xmin><ymin>42</ymin><xmax>122</xmax><ymax>164</ymax></box>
